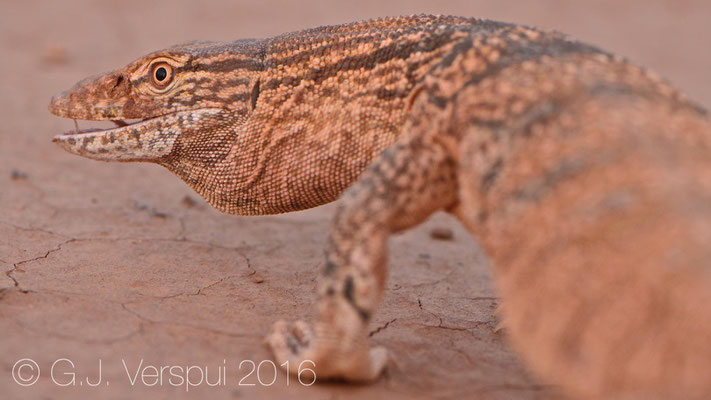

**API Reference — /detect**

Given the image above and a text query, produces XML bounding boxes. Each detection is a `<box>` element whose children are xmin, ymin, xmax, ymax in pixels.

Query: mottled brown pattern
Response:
<box><xmin>49</xmin><ymin>15</ymin><xmax>711</xmax><ymax>399</ymax></box>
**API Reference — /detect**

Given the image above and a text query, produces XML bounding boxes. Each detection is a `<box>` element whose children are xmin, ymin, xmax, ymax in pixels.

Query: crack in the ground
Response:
<box><xmin>120</xmin><ymin>302</ymin><xmax>256</xmax><ymax>339</ymax></box>
<box><xmin>0</xmin><ymin>230</ymin><xmax>260</xmax><ymax>311</ymax></box>
<box><xmin>7</xmin><ymin>238</ymin><xmax>78</xmax><ymax>291</ymax></box>
<box><xmin>0</xmin><ymin>221</ymin><xmax>73</xmax><ymax>291</ymax></box>
<box><xmin>0</xmin><ymin>220</ymin><xmax>69</xmax><ymax>238</ymax></box>
<box><xmin>190</xmin><ymin>276</ymin><xmax>230</xmax><ymax>296</ymax></box>
<box><xmin>3</xmin><ymin>230</ymin><xmax>255</xmax><ymax>279</ymax></box>
<box><xmin>0</xmin><ymin>289</ymin><xmax>142</xmax><ymax>344</ymax></box>
<box><xmin>409</xmin><ymin>271</ymin><xmax>453</xmax><ymax>288</ymax></box>
<box><xmin>369</xmin><ymin>318</ymin><xmax>397</xmax><ymax>337</ymax></box>
<box><xmin>10</xmin><ymin>179</ymin><xmax>56</xmax><ymax>214</ymax></box>
<box><xmin>451</xmin><ymin>346</ymin><xmax>478</xmax><ymax>367</ymax></box>
<box><xmin>121</xmin><ymin>275</ymin><xmax>235</xmax><ymax>301</ymax></box>
<box><xmin>458</xmin><ymin>296</ymin><xmax>498</xmax><ymax>301</ymax></box>
<box><xmin>3</xmin><ymin>284</ymin><xmax>260</xmax><ymax>345</ymax></box>
<box><xmin>4</xmin><ymin>271</ymin><xmax>20</xmax><ymax>289</ymax></box>
<box><xmin>15</xmin><ymin>318</ymin><xmax>143</xmax><ymax>345</ymax></box>
<box><xmin>159</xmin><ymin>237</ymin><xmax>264</xmax><ymax>286</ymax></box>
<box><xmin>420</xmin><ymin>315</ymin><xmax>495</xmax><ymax>335</ymax></box>
<box><xmin>12</xmin><ymin>239</ymin><xmax>77</xmax><ymax>268</ymax></box>
<box><xmin>415</xmin><ymin>298</ymin><xmax>495</xmax><ymax>336</ymax></box>
<box><xmin>176</xmin><ymin>215</ymin><xmax>187</xmax><ymax>241</ymax></box>
<box><xmin>243</xmin><ymin>254</ymin><xmax>268</xmax><ymax>284</ymax></box>
<box><xmin>1</xmin><ymin>220</ymin><xmax>285</xmax><ymax>346</ymax></box>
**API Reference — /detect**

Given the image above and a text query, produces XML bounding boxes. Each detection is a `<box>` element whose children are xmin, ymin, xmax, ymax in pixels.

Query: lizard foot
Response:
<box><xmin>265</xmin><ymin>319</ymin><xmax>389</xmax><ymax>382</ymax></box>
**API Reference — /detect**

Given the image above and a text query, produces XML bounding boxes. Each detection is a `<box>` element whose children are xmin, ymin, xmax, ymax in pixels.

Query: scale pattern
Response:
<box><xmin>49</xmin><ymin>15</ymin><xmax>711</xmax><ymax>399</ymax></box>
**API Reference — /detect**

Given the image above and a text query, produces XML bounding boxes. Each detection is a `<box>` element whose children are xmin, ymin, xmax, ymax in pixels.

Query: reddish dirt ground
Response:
<box><xmin>1</xmin><ymin>1</ymin><xmax>709</xmax><ymax>399</ymax></box>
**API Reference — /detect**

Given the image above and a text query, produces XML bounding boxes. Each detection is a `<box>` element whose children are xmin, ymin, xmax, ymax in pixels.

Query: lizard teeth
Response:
<box><xmin>60</xmin><ymin>118</ymin><xmax>144</xmax><ymax>136</ymax></box>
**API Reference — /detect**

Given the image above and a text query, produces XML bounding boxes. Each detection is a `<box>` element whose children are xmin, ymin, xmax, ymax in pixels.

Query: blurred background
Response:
<box><xmin>1</xmin><ymin>1</ymin><xmax>709</xmax><ymax>399</ymax></box>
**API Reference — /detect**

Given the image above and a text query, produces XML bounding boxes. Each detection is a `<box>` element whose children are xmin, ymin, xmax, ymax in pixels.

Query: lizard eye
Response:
<box><xmin>150</xmin><ymin>62</ymin><xmax>173</xmax><ymax>89</ymax></box>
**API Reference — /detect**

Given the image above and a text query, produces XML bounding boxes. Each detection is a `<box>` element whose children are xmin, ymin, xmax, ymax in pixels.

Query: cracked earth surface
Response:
<box><xmin>1</xmin><ymin>0</ymin><xmax>709</xmax><ymax>399</ymax></box>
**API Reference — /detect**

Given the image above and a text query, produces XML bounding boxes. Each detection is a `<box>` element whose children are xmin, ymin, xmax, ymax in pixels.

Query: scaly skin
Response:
<box><xmin>49</xmin><ymin>15</ymin><xmax>711</xmax><ymax>399</ymax></box>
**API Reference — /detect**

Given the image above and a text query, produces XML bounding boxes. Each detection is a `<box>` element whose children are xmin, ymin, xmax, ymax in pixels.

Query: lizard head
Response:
<box><xmin>49</xmin><ymin>40</ymin><xmax>263</xmax><ymax>162</ymax></box>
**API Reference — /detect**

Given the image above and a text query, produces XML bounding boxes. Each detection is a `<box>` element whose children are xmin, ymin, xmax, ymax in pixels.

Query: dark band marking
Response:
<box><xmin>459</xmin><ymin>37</ymin><xmax>607</xmax><ymax>91</ymax></box>
<box><xmin>250</xmin><ymin>78</ymin><xmax>260</xmax><ymax>110</ymax></box>
<box><xmin>481</xmin><ymin>157</ymin><xmax>504</xmax><ymax>190</ymax></box>
<box><xmin>193</xmin><ymin>58</ymin><xmax>264</xmax><ymax>73</ymax></box>
<box><xmin>343</xmin><ymin>276</ymin><xmax>371</xmax><ymax>321</ymax></box>
<box><xmin>324</xmin><ymin>260</ymin><xmax>337</xmax><ymax>275</ymax></box>
<box><xmin>262</xmin><ymin>29</ymin><xmax>459</xmax><ymax>91</ymax></box>
<box><xmin>512</xmin><ymin>157</ymin><xmax>590</xmax><ymax>202</ymax></box>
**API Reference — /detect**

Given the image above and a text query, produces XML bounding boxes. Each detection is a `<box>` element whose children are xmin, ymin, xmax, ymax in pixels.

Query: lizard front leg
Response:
<box><xmin>265</xmin><ymin>132</ymin><xmax>458</xmax><ymax>382</ymax></box>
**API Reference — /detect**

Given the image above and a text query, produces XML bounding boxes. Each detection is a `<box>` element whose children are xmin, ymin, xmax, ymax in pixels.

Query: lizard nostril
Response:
<box><xmin>113</xmin><ymin>75</ymin><xmax>123</xmax><ymax>89</ymax></box>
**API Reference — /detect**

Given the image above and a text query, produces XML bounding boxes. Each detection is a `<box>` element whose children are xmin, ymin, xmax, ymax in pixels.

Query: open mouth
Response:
<box><xmin>51</xmin><ymin>112</ymin><xmax>178</xmax><ymax>161</ymax></box>
<box><xmin>52</xmin><ymin>108</ymin><xmax>222</xmax><ymax>161</ymax></box>
<box><xmin>57</xmin><ymin>118</ymin><xmax>148</xmax><ymax>137</ymax></box>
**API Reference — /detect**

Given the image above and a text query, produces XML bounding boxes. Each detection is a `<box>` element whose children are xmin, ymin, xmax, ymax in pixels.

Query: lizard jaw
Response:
<box><xmin>52</xmin><ymin>109</ymin><xmax>223</xmax><ymax>162</ymax></box>
<box><xmin>56</xmin><ymin>118</ymin><xmax>145</xmax><ymax>137</ymax></box>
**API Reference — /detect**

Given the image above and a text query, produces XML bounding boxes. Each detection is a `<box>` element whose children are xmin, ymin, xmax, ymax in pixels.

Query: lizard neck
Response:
<box><xmin>164</xmin><ymin>16</ymin><xmax>478</xmax><ymax>215</ymax></box>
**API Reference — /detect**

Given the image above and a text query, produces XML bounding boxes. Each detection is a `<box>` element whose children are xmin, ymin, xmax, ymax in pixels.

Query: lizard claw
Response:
<box><xmin>265</xmin><ymin>319</ymin><xmax>390</xmax><ymax>382</ymax></box>
<box><xmin>265</xmin><ymin>319</ymin><xmax>314</xmax><ymax>359</ymax></box>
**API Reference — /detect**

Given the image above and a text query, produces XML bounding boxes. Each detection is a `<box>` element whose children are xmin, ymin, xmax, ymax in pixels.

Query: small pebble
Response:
<box><xmin>10</xmin><ymin>169</ymin><xmax>28</xmax><ymax>180</ymax></box>
<box><xmin>430</xmin><ymin>227</ymin><xmax>454</xmax><ymax>241</ymax></box>
<box><xmin>250</xmin><ymin>273</ymin><xmax>265</xmax><ymax>284</ymax></box>
<box><xmin>182</xmin><ymin>195</ymin><xmax>198</xmax><ymax>208</ymax></box>
<box><xmin>149</xmin><ymin>209</ymin><xmax>168</xmax><ymax>218</ymax></box>
<box><xmin>135</xmin><ymin>202</ymin><xmax>168</xmax><ymax>218</ymax></box>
